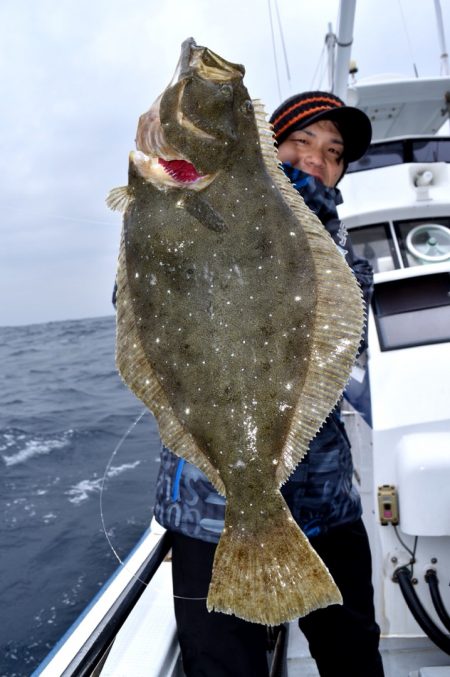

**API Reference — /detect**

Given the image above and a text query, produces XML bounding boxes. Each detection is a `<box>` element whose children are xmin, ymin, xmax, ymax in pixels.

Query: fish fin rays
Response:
<box><xmin>255</xmin><ymin>108</ymin><xmax>365</xmax><ymax>486</ymax></box>
<box><xmin>106</xmin><ymin>186</ymin><xmax>135</xmax><ymax>213</ymax></box>
<box><xmin>115</xmin><ymin>231</ymin><xmax>226</xmax><ymax>496</ymax></box>
<box><xmin>207</xmin><ymin>491</ymin><xmax>342</xmax><ymax>624</ymax></box>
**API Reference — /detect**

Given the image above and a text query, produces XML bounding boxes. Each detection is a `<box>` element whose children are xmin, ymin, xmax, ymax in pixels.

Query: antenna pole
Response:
<box><xmin>325</xmin><ymin>22</ymin><xmax>335</xmax><ymax>92</ymax></box>
<box><xmin>333</xmin><ymin>0</ymin><xmax>357</xmax><ymax>101</ymax></box>
<box><xmin>434</xmin><ymin>0</ymin><xmax>449</xmax><ymax>76</ymax></box>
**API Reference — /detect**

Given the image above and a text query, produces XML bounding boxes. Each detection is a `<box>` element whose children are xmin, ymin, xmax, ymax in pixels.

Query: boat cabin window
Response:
<box><xmin>372</xmin><ymin>273</ymin><xmax>450</xmax><ymax>351</ymax></box>
<box><xmin>349</xmin><ymin>219</ymin><xmax>450</xmax><ymax>271</ymax></box>
<box><xmin>350</xmin><ymin>223</ymin><xmax>399</xmax><ymax>272</ymax></box>
<box><xmin>394</xmin><ymin>218</ymin><xmax>450</xmax><ymax>267</ymax></box>
<box><xmin>412</xmin><ymin>139</ymin><xmax>450</xmax><ymax>164</ymax></box>
<box><xmin>348</xmin><ymin>143</ymin><xmax>404</xmax><ymax>172</ymax></box>
<box><xmin>347</xmin><ymin>137</ymin><xmax>450</xmax><ymax>173</ymax></box>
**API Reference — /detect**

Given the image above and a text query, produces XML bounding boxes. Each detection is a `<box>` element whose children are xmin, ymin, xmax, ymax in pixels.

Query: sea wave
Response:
<box><xmin>65</xmin><ymin>461</ymin><xmax>141</xmax><ymax>505</ymax></box>
<box><xmin>1</xmin><ymin>430</ymin><xmax>74</xmax><ymax>467</ymax></box>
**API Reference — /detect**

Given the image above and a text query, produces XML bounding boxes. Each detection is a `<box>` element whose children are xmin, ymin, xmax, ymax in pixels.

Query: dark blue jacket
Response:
<box><xmin>153</xmin><ymin>166</ymin><xmax>373</xmax><ymax>541</ymax></box>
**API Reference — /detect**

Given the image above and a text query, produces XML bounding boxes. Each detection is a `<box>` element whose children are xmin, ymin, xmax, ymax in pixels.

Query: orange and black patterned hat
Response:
<box><xmin>270</xmin><ymin>90</ymin><xmax>372</xmax><ymax>163</ymax></box>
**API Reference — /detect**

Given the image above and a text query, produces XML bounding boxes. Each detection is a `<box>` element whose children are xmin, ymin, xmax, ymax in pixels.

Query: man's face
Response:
<box><xmin>277</xmin><ymin>119</ymin><xmax>344</xmax><ymax>188</ymax></box>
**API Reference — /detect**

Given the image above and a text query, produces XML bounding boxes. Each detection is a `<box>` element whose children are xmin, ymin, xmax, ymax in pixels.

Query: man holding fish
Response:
<box><xmin>152</xmin><ymin>92</ymin><xmax>383</xmax><ymax>676</ymax></box>
<box><xmin>112</xmin><ymin>39</ymin><xmax>384</xmax><ymax>677</ymax></box>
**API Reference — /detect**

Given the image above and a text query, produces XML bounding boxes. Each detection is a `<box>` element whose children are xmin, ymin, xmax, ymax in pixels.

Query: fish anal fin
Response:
<box><xmin>254</xmin><ymin>101</ymin><xmax>365</xmax><ymax>487</ymax></box>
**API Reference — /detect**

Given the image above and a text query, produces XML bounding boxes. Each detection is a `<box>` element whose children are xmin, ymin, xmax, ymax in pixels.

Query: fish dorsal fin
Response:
<box><xmin>255</xmin><ymin>100</ymin><xmax>365</xmax><ymax>487</ymax></box>
<box><xmin>106</xmin><ymin>186</ymin><xmax>134</xmax><ymax>213</ymax></box>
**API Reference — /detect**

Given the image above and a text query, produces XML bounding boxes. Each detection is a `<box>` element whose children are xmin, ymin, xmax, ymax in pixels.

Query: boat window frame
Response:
<box><xmin>347</xmin><ymin>136</ymin><xmax>450</xmax><ymax>174</ymax></box>
<box><xmin>371</xmin><ymin>272</ymin><xmax>450</xmax><ymax>351</ymax></box>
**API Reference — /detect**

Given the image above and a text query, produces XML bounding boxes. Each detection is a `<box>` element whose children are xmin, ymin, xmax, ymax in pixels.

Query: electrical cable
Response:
<box><xmin>395</xmin><ymin>567</ymin><xmax>450</xmax><ymax>655</ymax></box>
<box><xmin>393</xmin><ymin>524</ymin><xmax>418</xmax><ymax>574</ymax></box>
<box><xmin>425</xmin><ymin>569</ymin><xmax>450</xmax><ymax>633</ymax></box>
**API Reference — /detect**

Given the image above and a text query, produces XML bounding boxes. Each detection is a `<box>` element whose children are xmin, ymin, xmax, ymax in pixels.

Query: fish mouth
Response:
<box><xmin>158</xmin><ymin>158</ymin><xmax>205</xmax><ymax>184</ymax></box>
<box><xmin>130</xmin><ymin>150</ymin><xmax>216</xmax><ymax>191</ymax></box>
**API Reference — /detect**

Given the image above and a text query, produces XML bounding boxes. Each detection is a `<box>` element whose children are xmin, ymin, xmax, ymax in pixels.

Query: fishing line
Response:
<box><xmin>274</xmin><ymin>0</ymin><xmax>291</xmax><ymax>87</ymax></box>
<box><xmin>397</xmin><ymin>0</ymin><xmax>419</xmax><ymax>78</ymax></box>
<box><xmin>310</xmin><ymin>43</ymin><xmax>327</xmax><ymax>90</ymax></box>
<box><xmin>99</xmin><ymin>408</ymin><xmax>152</xmax><ymax>586</ymax></box>
<box><xmin>268</xmin><ymin>0</ymin><xmax>283</xmax><ymax>102</ymax></box>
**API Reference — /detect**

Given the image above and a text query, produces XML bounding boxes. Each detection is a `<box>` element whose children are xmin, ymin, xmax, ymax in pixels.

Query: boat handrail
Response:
<box><xmin>32</xmin><ymin>527</ymin><xmax>173</xmax><ymax>677</ymax></box>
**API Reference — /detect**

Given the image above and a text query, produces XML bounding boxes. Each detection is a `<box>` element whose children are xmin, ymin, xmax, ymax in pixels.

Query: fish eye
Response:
<box><xmin>240</xmin><ymin>100</ymin><xmax>253</xmax><ymax>114</ymax></box>
<box><xmin>219</xmin><ymin>84</ymin><xmax>233</xmax><ymax>98</ymax></box>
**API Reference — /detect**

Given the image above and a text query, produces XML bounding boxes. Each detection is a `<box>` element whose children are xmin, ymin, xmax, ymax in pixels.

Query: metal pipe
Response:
<box><xmin>425</xmin><ymin>569</ymin><xmax>450</xmax><ymax>633</ymax></box>
<box><xmin>333</xmin><ymin>0</ymin><xmax>357</xmax><ymax>101</ymax></box>
<box><xmin>433</xmin><ymin>0</ymin><xmax>449</xmax><ymax>75</ymax></box>
<box><xmin>325</xmin><ymin>22</ymin><xmax>335</xmax><ymax>93</ymax></box>
<box><xmin>395</xmin><ymin>566</ymin><xmax>450</xmax><ymax>655</ymax></box>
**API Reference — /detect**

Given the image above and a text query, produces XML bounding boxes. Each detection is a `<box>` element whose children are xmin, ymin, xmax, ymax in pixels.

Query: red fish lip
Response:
<box><xmin>158</xmin><ymin>158</ymin><xmax>204</xmax><ymax>183</ymax></box>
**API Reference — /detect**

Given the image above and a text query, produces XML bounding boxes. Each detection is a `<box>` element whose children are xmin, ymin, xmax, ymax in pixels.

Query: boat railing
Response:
<box><xmin>32</xmin><ymin>526</ymin><xmax>173</xmax><ymax>677</ymax></box>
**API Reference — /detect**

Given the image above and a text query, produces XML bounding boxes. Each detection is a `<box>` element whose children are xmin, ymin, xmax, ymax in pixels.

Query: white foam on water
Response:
<box><xmin>107</xmin><ymin>461</ymin><xmax>141</xmax><ymax>478</ymax></box>
<box><xmin>66</xmin><ymin>478</ymin><xmax>103</xmax><ymax>505</ymax></box>
<box><xmin>1</xmin><ymin>431</ymin><xmax>73</xmax><ymax>467</ymax></box>
<box><xmin>66</xmin><ymin>460</ymin><xmax>141</xmax><ymax>505</ymax></box>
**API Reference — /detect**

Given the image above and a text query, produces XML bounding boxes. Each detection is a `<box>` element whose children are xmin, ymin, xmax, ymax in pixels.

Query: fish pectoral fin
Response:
<box><xmin>106</xmin><ymin>186</ymin><xmax>135</xmax><ymax>213</ymax></box>
<box><xmin>181</xmin><ymin>192</ymin><xmax>228</xmax><ymax>233</ymax></box>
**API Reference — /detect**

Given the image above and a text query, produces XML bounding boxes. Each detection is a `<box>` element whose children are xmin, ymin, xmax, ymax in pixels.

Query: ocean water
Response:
<box><xmin>0</xmin><ymin>316</ymin><xmax>161</xmax><ymax>676</ymax></box>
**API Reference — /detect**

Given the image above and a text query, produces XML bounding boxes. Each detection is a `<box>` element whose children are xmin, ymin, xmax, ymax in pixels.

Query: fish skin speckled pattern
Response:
<box><xmin>108</xmin><ymin>38</ymin><xmax>364</xmax><ymax>625</ymax></box>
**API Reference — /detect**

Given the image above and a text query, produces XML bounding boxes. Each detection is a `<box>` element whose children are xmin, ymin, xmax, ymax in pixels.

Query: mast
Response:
<box><xmin>333</xmin><ymin>0</ymin><xmax>356</xmax><ymax>101</ymax></box>
<box><xmin>434</xmin><ymin>0</ymin><xmax>449</xmax><ymax>75</ymax></box>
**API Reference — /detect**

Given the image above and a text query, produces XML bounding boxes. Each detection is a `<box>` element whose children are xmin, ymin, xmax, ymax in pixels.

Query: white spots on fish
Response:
<box><xmin>155</xmin><ymin>338</ymin><xmax>160</xmax><ymax>344</ymax></box>
<box><xmin>289</xmin><ymin>231</ymin><xmax>296</xmax><ymax>237</ymax></box>
<box><xmin>285</xmin><ymin>382</ymin><xmax>293</xmax><ymax>391</ymax></box>
<box><xmin>295</xmin><ymin>295</ymin><xmax>302</xmax><ymax>302</ymax></box>
<box><xmin>279</xmin><ymin>403</ymin><xmax>292</xmax><ymax>412</ymax></box>
<box><xmin>185</xmin><ymin>408</ymin><xmax>190</xmax><ymax>415</ymax></box>
<box><xmin>149</xmin><ymin>274</ymin><xmax>157</xmax><ymax>286</ymax></box>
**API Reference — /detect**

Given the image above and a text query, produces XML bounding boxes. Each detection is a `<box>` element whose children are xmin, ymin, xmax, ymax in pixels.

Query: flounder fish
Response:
<box><xmin>108</xmin><ymin>38</ymin><xmax>364</xmax><ymax>625</ymax></box>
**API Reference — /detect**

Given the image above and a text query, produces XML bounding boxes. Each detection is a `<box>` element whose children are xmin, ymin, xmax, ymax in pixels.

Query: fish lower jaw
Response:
<box><xmin>130</xmin><ymin>150</ymin><xmax>215</xmax><ymax>191</ymax></box>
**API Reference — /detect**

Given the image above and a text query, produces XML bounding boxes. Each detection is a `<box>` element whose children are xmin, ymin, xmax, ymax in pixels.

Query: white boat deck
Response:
<box><xmin>98</xmin><ymin>569</ymin><xmax>450</xmax><ymax>677</ymax></box>
<box><xmin>95</xmin><ymin>525</ymin><xmax>450</xmax><ymax>677</ymax></box>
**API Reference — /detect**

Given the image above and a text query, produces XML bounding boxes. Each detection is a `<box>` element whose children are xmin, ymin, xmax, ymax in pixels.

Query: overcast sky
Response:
<box><xmin>1</xmin><ymin>0</ymin><xmax>449</xmax><ymax>326</ymax></box>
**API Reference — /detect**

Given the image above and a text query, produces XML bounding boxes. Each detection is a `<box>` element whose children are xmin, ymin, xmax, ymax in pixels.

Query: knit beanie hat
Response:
<box><xmin>270</xmin><ymin>91</ymin><xmax>372</xmax><ymax>163</ymax></box>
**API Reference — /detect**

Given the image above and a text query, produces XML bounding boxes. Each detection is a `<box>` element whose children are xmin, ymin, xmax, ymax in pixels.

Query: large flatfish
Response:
<box><xmin>108</xmin><ymin>38</ymin><xmax>364</xmax><ymax>625</ymax></box>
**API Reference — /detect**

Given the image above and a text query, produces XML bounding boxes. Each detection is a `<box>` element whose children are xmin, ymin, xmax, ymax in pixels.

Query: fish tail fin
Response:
<box><xmin>207</xmin><ymin>492</ymin><xmax>342</xmax><ymax>625</ymax></box>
